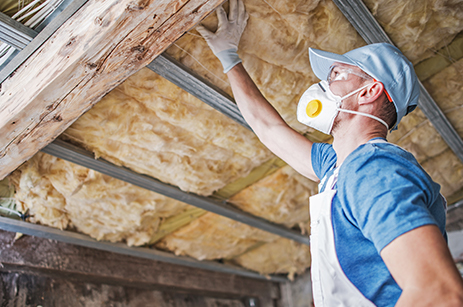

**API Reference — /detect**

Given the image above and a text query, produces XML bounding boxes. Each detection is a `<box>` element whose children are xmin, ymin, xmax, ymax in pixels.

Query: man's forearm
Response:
<box><xmin>226</xmin><ymin>63</ymin><xmax>287</xmax><ymax>135</ymax></box>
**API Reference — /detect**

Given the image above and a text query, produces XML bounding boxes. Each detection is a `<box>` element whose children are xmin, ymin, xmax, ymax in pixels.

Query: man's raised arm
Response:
<box><xmin>197</xmin><ymin>0</ymin><xmax>318</xmax><ymax>181</ymax></box>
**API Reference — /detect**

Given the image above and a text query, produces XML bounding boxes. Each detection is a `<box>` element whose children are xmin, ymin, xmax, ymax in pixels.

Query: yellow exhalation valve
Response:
<box><xmin>306</xmin><ymin>100</ymin><xmax>322</xmax><ymax>118</ymax></box>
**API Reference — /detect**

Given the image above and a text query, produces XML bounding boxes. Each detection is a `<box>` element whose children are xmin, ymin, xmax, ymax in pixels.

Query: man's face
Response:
<box><xmin>328</xmin><ymin>63</ymin><xmax>372</xmax><ymax>133</ymax></box>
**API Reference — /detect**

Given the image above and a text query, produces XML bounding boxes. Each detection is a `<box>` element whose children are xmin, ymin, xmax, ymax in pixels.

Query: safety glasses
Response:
<box><xmin>328</xmin><ymin>65</ymin><xmax>392</xmax><ymax>103</ymax></box>
<box><xmin>327</xmin><ymin>65</ymin><xmax>371</xmax><ymax>85</ymax></box>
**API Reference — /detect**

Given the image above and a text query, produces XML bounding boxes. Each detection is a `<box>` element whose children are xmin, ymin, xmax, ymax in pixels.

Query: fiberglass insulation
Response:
<box><xmin>166</xmin><ymin>0</ymin><xmax>365</xmax><ymax>132</ymax></box>
<box><xmin>62</xmin><ymin>68</ymin><xmax>272</xmax><ymax>196</ymax></box>
<box><xmin>157</xmin><ymin>165</ymin><xmax>315</xmax><ymax>275</ymax></box>
<box><xmin>232</xmin><ymin>237</ymin><xmax>311</xmax><ymax>280</ymax></box>
<box><xmin>156</xmin><ymin>212</ymin><xmax>280</xmax><ymax>260</ymax></box>
<box><xmin>385</xmin><ymin>56</ymin><xmax>463</xmax><ymax>199</ymax></box>
<box><xmin>229</xmin><ymin>165</ymin><xmax>317</xmax><ymax>227</ymax></box>
<box><xmin>10</xmin><ymin>153</ymin><xmax>190</xmax><ymax>246</ymax></box>
<box><xmin>363</xmin><ymin>0</ymin><xmax>463</xmax><ymax>64</ymax></box>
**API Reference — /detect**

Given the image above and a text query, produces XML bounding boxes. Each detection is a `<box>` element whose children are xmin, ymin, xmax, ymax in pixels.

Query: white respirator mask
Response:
<box><xmin>297</xmin><ymin>80</ymin><xmax>389</xmax><ymax>134</ymax></box>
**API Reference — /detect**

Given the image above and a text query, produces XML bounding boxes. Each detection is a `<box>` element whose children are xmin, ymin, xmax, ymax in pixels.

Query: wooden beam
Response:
<box><xmin>0</xmin><ymin>0</ymin><xmax>226</xmax><ymax>180</ymax></box>
<box><xmin>0</xmin><ymin>229</ymin><xmax>280</xmax><ymax>305</ymax></box>
<box><xmin>0</xmin><ymin>217</ymin><xmax>288</xmax><ymax>283</ymax></box>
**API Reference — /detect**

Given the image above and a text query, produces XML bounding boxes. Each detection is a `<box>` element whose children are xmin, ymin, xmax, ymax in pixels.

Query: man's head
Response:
<box><xmin>308</xmin><ymin>43</ymin><xmax>420</xmax><ymax>130</ymax></box>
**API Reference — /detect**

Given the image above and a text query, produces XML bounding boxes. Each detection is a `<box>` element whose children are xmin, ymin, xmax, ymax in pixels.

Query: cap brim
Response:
<box><xmin>309</xmin><ymin>48</ymin><xmax>356</xmax><ymax>81</ymax></box>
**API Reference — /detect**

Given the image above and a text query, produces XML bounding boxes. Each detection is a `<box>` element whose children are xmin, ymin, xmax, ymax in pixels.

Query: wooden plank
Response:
<box><xmin>332</xmin><ymin>0</ymin><xmax>463</xmax><ymax>164</ymax></box>
<box><xmin>0</xmin><ymin>272</ymin><xmax>254</xmax><ymax>307</ymax></box>
<box><xmin>41</xmin><ymin>140</ymin><xmax>310</xmax><ymax>246</ymax></box>
<box><xmin>0</xmin><ymin>0</ymin><xmax>226</xmax><ymax>180</ymax></box>
<box><xmin>214</xmin><ymin>157</ymin><xmax>286</xmax><ymax>200</ymax></box>
<box><xmin>0</xmin><ymin>229</ymin><xmax>280</xmax><ymax>305</ymax></box>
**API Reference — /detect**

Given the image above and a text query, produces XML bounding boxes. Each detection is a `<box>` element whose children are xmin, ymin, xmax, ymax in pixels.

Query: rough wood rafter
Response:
<box><xmin>0</xmin><ymin>0</ymin><xmax>226</xmax><ymax>180</ymax></box>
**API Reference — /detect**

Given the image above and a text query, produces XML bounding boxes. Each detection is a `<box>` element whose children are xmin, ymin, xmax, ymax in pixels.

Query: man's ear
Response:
<box><xmin>358</xmin><ymin>82</ymin><xmax>385</xmax><ymax>105</ymax></box>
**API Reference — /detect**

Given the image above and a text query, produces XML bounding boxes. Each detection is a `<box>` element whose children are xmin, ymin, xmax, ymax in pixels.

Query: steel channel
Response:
<box><xmin>0</xmin><ymin>216</ymin><xmax>288</xmax><ymax>282</ymax></box>
<box><xmin>0</xmin><ymin>0</ymin><xmax>89</xmax><ymax>84</ymax></box>
<box><xmin>147</xmin><ymin>54</ymin><xmax>251</xmax><ymax>130</ymax></box>
<box><xmin>41</xmin><ymin>139</ymin><xmax>310</xmax><ymax>246</ymax></box>
<box><xmin>0</xmin><ymin>12</ymin><xmax>37</xmax><ymax>50</ymax></box>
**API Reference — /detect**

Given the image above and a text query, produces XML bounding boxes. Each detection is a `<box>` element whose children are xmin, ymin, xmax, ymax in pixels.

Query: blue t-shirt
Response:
<box><xmin>311</xmin><ymin>138</ymin><xmax>447</xmax><ymax>307</ymax></box>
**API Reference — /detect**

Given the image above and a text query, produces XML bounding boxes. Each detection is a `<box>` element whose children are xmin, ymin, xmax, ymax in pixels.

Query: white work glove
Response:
<box><xmin>196</xmin><ymin>0</ymin><xmax>249</xmax><ymax>73</ymax></box>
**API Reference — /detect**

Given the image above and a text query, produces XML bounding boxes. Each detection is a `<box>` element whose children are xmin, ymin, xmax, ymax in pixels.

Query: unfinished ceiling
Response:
<box><xmin>1</xmin><ymin>0</ymin><xmax>463</xmax><ymax>280</ymax></box>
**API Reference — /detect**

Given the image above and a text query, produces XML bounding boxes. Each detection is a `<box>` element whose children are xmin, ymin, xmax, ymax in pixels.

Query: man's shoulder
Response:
<box><xmin>344</xmin><ymin>141</ymin><xmax>420</xmax><ymax>174</ymax></box>
<box><xmin>338</xmin><ymin>140</ymin><xmax>438</xmax><ymax>196</ymax></box>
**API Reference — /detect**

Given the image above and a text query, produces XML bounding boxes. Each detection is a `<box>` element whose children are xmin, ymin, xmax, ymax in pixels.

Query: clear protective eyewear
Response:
<box><xmin>327</xmin><ymin>65</ymin><xmax>393</xmax><ymax>103</ymax></box>
<box><xmin>327</xmin><ymin>65</ymin><xmax>372</xmax><ymax>85</ymax></box>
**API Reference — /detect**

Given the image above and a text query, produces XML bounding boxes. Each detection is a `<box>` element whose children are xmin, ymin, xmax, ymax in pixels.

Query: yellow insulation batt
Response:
<box><xmin>156</xmin><ymin>212</ymin><xmax>282</xmax><ymax>260</ymax></box>
<box><xmin>229</xmin><ymin>165</ymin><xmax>317</xmax><ymax>227</ymax></box>
<box><xmin>386</xmin><ymin>58</ymin><xmax>463</xmax><ymax>198</ymax></box>
<box><xmin>418</xmin><ymin>58</ymin><xmax>463</xmax><ymax>197</ymax></box>
<box><xmin>166</xmin><ymin>0</ymin><xmax>365</xmax><ymax>132</ymax></box>
<box><xmin>63</xmin><ymin>68</ymin><xmax>272</xmax><ymax>196</ymax></box>
<box><xmin>232</xmin><ymin>237</ymin><xmax>311</xmax><ymax>280</ymax></box>
<box><xmin>157</xmin><ymin>166</ymin><xmax>314</xmax><ymax>274</ymax></box>
<box><xmin>423</xmin><ymin>57</ymin><xmax>463</xmax><ymax>136</ymax></box>
<box><xmin>364</xmin><ymin>0</ymin><xmax>463</xmax><ymax>64</ymax></box>
<box><xmin>10</xmin><ymin>153</ymin><xmax>190</xmax><ymax>246</ymax></box>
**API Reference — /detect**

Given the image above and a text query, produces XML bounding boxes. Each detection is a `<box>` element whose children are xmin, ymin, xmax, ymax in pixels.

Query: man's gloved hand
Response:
<box><xmin>196</xmin><ymin>0</ymin><xmax>249</xmax><ymax>73</ymax></box>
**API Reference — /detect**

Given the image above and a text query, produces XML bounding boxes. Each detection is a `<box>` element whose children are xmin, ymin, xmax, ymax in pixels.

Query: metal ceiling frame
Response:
<box><xmin>0</xmin><ymin>12</ymin><xmax>37</xmax><ymax>50</ymax></box>
<box><xmin>147</xmin><ymin>54</ymin><xmax>251</xmax><ymax>130</ymax></box>
<box><xmin>332</xmin><ymin>0</ymin><xmax>463</xmax><ymax>163</ymax></box>
<box><xmin>0</xmin><ymin>216</ymin><xmax>288</xmax><ymax>282</ymax></box>
<box><xmin>42</xmin><ymin>139</ymin><xmax>310</xmax><ymax>246</ymax></box>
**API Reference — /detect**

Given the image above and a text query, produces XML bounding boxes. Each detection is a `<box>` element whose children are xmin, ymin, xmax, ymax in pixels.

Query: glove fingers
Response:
<box><xmin>196</xmin><ymin>25</ymin><xmax>213</xmax><ymax>39</ymax></box>
<box><xmin>238</xmin><ymin>0</ymin><xmax>248</xmax><ymax>25</ymax></box>
<box><xmin>228</xmin><ymin>0</ymin><xmax>238</xmax><ymax>22</ymax></box>
<box><xmin>216</xmin><ymin>6</ymin><xmax>228</xmax><ymax>30</ymax></box>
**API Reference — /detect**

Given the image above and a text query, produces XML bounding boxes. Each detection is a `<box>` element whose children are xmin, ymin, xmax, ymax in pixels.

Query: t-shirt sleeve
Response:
<box><xmin>311</xmin><ymin>142</ymin><xmax>337</xmax><ymax>180</ymax></box>
<box><xmin>339</xmin><ymin>145</ymin><xmax>439</xmax><ymax>253</ymax></box>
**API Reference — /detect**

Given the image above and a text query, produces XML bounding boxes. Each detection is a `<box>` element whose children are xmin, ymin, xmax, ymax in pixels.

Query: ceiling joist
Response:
<box><xmin>0</xmin><ymin>0</ymin><xmax>226</xmax><ymax>180</ymax></box>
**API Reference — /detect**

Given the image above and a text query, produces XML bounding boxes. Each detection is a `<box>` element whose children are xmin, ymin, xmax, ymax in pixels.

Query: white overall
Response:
<box><xmin>310</xmin><ymin>167</ymin><xmax>376</xmax><ymax>306</ymax></box>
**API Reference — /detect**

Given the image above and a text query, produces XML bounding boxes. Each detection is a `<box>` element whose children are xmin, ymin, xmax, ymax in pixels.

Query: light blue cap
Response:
<box><xmin>308</xmin><ymin>43</ymin><xmax>420</xmax><ymax>129</ymax></box>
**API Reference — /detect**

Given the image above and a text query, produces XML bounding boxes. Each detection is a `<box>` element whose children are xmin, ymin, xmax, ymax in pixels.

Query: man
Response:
<box><xmin>197</xmin><ymin>0</ymin><xmax>463</xmax><ymax>306</ymax></box>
